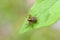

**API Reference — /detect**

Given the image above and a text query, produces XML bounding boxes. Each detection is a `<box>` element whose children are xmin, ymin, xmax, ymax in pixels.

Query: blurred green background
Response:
<box><xmin>0</xmin><ymin>0</ymin><xmax>28</xmax><ymax>40</ymax></box>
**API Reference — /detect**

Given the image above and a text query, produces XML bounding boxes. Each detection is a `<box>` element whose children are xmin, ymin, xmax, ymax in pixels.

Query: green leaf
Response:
<box><xmin>20</xmin><ymin>0</ymin><xmax>60</xmax><ymax>34</ymax></box>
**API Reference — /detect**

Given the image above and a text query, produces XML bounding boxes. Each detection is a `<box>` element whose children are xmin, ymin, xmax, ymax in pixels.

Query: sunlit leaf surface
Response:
<box><xmin>20</xmin><ymin>0</ymin><xmax>60</xmax><ymax>34</ymax></box>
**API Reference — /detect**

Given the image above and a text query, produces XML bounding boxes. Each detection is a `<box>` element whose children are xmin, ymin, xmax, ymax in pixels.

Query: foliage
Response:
<box><xmin>20</xmin><ymin>0</ymin><xmax>60</xmax><ymax>34</ymax></box>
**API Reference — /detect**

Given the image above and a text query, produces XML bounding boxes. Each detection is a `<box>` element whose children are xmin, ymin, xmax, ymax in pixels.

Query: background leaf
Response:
<box><xmin>20</xmin><ymin>0</ymin><xmax>60</xmax><ymax>34</ymax></box>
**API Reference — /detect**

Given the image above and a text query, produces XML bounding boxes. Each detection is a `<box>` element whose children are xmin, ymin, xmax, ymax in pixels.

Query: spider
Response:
<box><xmin>27</xmin><ymin>15</ymin><xmax>37</xmax><ymax>27</ymax></box>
